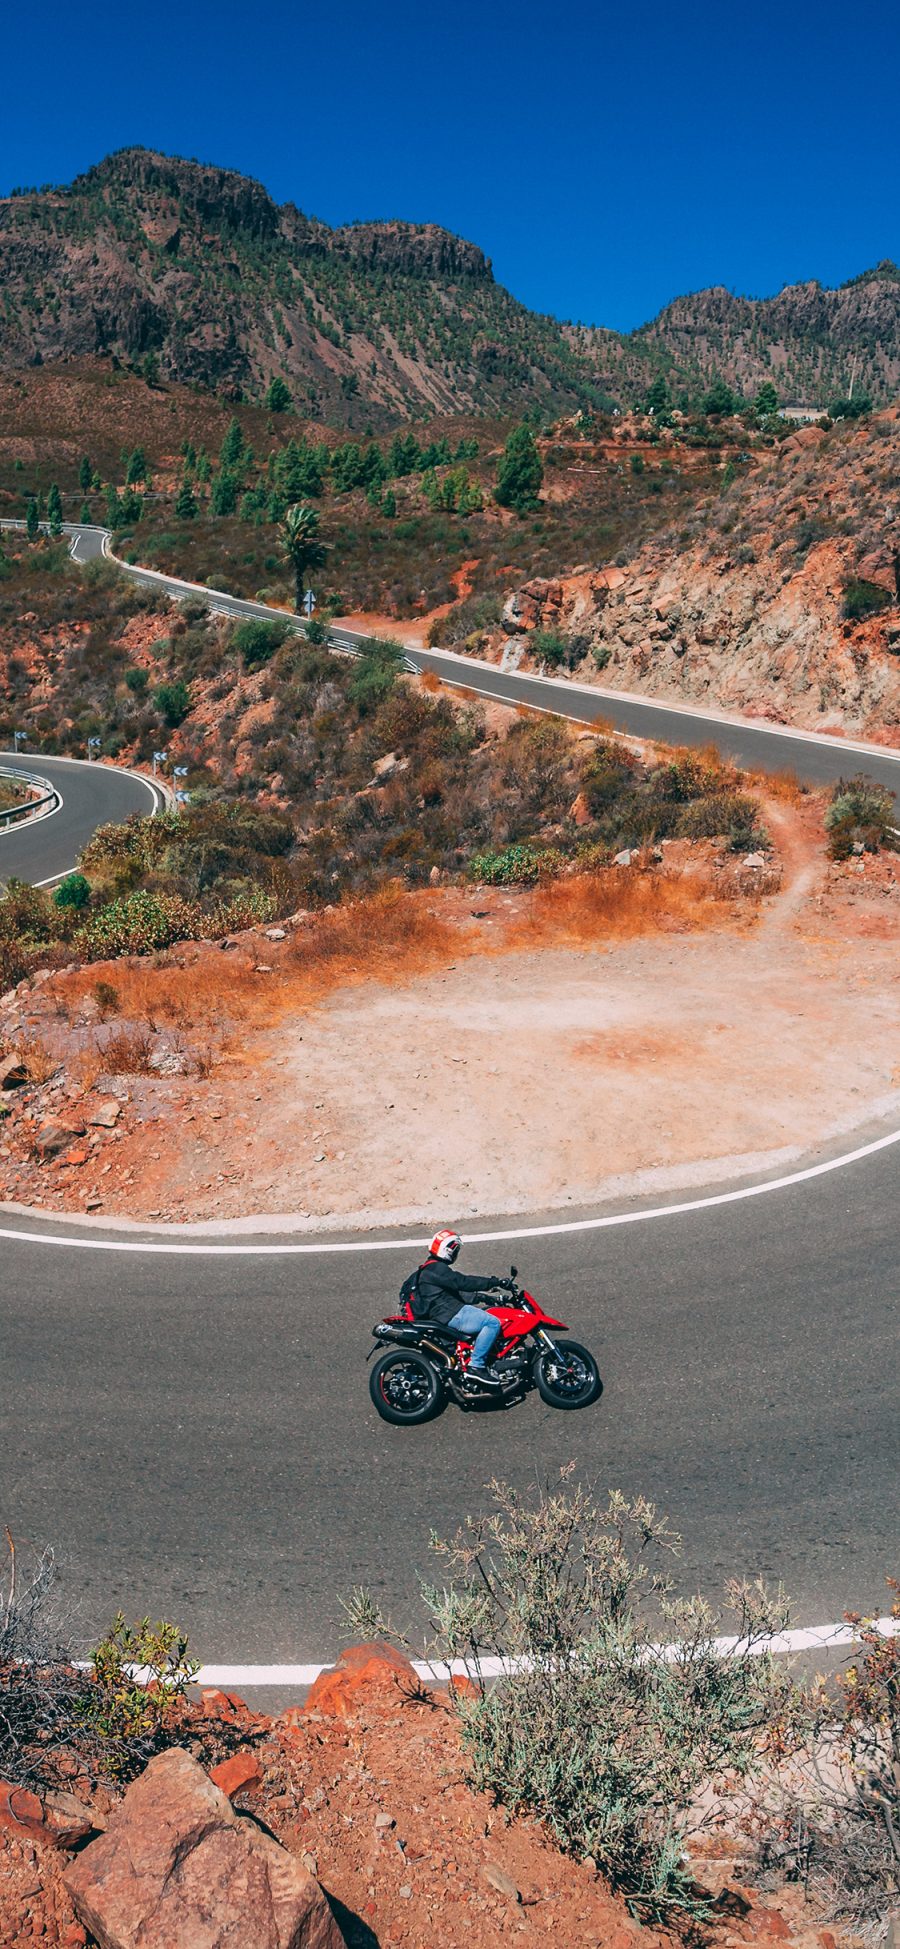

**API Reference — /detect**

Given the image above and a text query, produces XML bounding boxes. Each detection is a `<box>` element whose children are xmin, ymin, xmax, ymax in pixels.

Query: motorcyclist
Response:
<box><xmin>410</xmin><ymin>1229</ymin><xmax>509</xmax><ymax>1389</ymax></box>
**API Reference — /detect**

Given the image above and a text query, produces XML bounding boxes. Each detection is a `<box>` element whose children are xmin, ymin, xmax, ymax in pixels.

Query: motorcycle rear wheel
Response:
<box><xmin>534</xmin><ymin>1338</ymin><xmax>602</xmax><ymax>1409</ymax></box>
<box><xmin>370</xmin><ymin>1349</ymin><xmax>445</xmax><ymax>1425</ymax></box>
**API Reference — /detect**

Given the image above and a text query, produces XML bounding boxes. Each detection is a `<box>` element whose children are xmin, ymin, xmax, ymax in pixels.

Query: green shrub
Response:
<box><xmin>89</xmin><ymin>1613</ymin><xmax>197</xmax><ymax>1780</ymax></box>
<box><xmin>76</xmin><ymin>890</ymin><xmax>200</xmax><ymax>956</ymax></box>
<box><xmin>824</xmin><ymin>775</ymin><xmax>897</xmax><ymax>859</ymax></box>
<box><xmin>468</xmin><ymin>843</ymin><xmax>543</xmax><ymax>885</ymax></box>
<box><xmin>232</xmin><ymin>616</ymin><xmax>293</xmax><ymax>669</ymax></box>
<box><xmin>529</xmin><ymin>629</ymin><xmax>590</xmax><ymax>671</ymax></box>
<box><xmin>153</xmin><ymin>679</ymin><xmax>191</xmax><ymax>726</ymax></box>
<box><xmin>53</xmin><ymin>872</ymin><xmax>90</xmax><ymax>911</ymax></box>
<box><xmin>124</xmin><ymin>666</ymin><xmax>148</xmax><ymax>695</ymax></box>
<box><xmin>841</xmin><ymin>578</ymin><xmax>891</xmax><ymax>622</ymax></box>
<box><xmin>348</xmin><ymin>638</ymin><xmax>405</xmax><ymax>715</ymax></box>
<box><xmin>349</xmin><ymin>1477</ymin><xmax>791</xmax><ymax>1922</ymax></box>
<box><xmin>676</xmin><ymin>791</ymin><xmax>759</xmax><ymax>841</ymax></box>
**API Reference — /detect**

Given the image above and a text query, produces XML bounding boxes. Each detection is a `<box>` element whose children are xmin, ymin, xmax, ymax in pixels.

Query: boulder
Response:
<box><xmin>0</xmin><ymin>1053</ymin><xmax>27</xmax><ymax>1090</ymax></box>
<box><xmin>0</xmin><ymin>1780</ymin><xmax>95</xmax><ymax>1849</ymax></box>
<box><xmin>208</xmin><ymin>1752</ymin><xmax>262</xmax><ymax>1798</ymax></box>
<box><xmin>300</xmin><ymin>1642</ymin><xmax>420</xmax><ymax>1720</ymax></box>
<box><xmin>65</xmin><ymin>1747</ymin><xmax>344</xmax><ymax>1949</ymax></box>
<box><xmin>569</xmin><ymin>792</ymin><xmax>592</xmax><ymax>828</ymax></box>
<box><xmin>89</xmin><ymin>1099</ymin><xmax>121</xmax><ymax>1128</ymax></box>
<box><xmin>32</xmin><ymin>1119</ymin><xmax>84</xmax><ymax>1157</ymax></box>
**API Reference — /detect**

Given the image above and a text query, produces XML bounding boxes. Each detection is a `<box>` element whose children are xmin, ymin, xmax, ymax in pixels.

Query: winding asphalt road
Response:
<box><xmin>0</xmin><ymin>523</ymin><xmax>897</xmax><ymax>1672</ymax></box>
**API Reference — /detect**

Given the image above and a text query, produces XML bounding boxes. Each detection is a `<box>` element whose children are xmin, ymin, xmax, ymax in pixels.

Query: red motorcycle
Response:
<box><xmin>368</xmin><ymin>1266</ymin><xmax>602</xmax><ymax>1425</ymax></box>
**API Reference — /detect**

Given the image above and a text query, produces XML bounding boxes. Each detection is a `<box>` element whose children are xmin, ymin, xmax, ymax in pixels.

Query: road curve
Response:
<box><xmin>0</xmin><ymin>522</ymin><xmax>897</xmax><ymax>1664</ymax></box>
<box><xmin>0</xmin><ymin>752</ymin><xmax>163</xmax><ymax>887</ymax></box>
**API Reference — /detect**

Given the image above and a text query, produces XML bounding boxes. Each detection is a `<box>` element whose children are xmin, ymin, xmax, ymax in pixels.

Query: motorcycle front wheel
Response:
<box><xmin>534</xmin><ymin>1339</ymin><xmax>602</xmax><ymax>1410</ymax></box>
<box><xmin>369</xmin><ymin>1349</ymin><xmax>445</xmax><ymax>1425</ymax></box>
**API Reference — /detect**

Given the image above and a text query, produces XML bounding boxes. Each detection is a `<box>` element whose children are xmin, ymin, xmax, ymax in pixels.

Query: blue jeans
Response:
<box><xmin>448</xmin><ymin>1305</ymin><xmax>502</xmax><ymax>1368</ymax></box>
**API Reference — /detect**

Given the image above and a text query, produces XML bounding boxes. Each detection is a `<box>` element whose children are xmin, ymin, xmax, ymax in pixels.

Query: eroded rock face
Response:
<box><xmin>64</xmin><ymin>1747</ymin><xmax>344</xmax><ymax>1949</ymax></box>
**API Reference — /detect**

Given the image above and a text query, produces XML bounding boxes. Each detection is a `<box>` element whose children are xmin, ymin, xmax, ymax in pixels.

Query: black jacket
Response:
<box><xmin>412</xmin><ymin>1257</ymin><xmax>495</xmax><ymax>1325</ymax></box>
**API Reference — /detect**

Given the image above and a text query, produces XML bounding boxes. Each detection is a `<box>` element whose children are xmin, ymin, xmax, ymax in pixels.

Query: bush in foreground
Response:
<box><xmin>0</xmin><ymin>1533</ymin><xmax>195</xmax><ymax>1788</ymax></box>
<box><xmin>824</xmin><ymin>774</ymin><xmax>897</xmax><ymax>859</ymax></box>
<box><xmin>348</xmin><ymin>1473</ymin><xmax>794</xmax><ymax>1921</ymax></box>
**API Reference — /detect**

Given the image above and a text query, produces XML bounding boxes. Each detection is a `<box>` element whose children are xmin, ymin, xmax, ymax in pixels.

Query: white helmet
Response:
<box><xmin>430</xmin><ymin>1228</ymin><xmax>461</xmax><ymax>1263</ymax></box>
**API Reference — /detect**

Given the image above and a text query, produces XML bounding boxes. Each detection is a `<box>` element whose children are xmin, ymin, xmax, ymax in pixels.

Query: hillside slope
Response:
<box><xmin>2</xmin><ymin>148</ymin><xmax>898</xmax><ymax>421</ymax></box>
<box><xmin>494</xmin><ymin>410</ymin><xmax>900</xmax><ymax>736</ymax></box>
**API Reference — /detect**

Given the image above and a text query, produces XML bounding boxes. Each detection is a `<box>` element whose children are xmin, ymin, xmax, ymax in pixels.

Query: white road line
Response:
<box><xmin>3</xmin><ymin>1122</ymin><xmax>900</xmax><ymax>1255</ymax></box>
<box><xmin>188</xmin><ymin>1615</ymin><xmax>900</xmax><ymax>1688</ymax></box>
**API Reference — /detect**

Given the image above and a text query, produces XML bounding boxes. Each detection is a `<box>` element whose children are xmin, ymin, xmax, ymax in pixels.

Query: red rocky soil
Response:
<box><xmin>0</xmin><ymin>1647</ymin><xmax>863</xmax><ymax>1949</ymax></box>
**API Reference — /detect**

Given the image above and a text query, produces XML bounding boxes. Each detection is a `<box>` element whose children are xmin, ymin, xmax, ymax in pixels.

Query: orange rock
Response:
<box><xmin>569</xmin><ymin>791</ymin><xmax>592</xmax><ymax>827</ymax></box>
<box><xmin>749</xmin><ymin>1908</ymin><xmax>792</xmax><ymax>1940</ymax></box>
<box><xmin>448</xmin><ymin>1675</ymin><xmax>480</xmax><ymax>1702</ymax></box>
<box><xmin>208</xmin><ymin>1752</ymin><xmax>262</xmax><ymax>1797</ymax></box>
<box><xmin>0</xmin><ymin>1780</ymin><xmax>43</xmax><ymax>1839</ymax></box>
<box><xmin>304</xmin><ymin>1643</ymin><xmax>420</xmax><ymax>1718</ymax></box>
<box><xmin>0</xmin><ymin>1779</ymin><xmax>94</xmax><ymax>1848</ymax></box>
<box><xmin>336</xmin><ymin>1641</ymin><xmax>417</xmax><ymax>1679</ymax></box>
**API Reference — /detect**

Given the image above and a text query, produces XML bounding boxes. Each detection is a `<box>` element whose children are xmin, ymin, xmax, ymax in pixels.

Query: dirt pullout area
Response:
<box><xmin>2</xmin><ymin>801</ymin><xmax>900</xmax><ymax>1229</ymax></box>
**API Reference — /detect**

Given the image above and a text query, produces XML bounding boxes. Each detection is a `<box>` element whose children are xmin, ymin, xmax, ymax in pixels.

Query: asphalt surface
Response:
<box><xmin>0</xmin><ymin>522</ymin><xmax>898</xmax><ymax>1664</ymax></box>
<box><xmin>1</xmin><ymin>1142</ymin><xmax>897</xmax><ymax>1662</ymax></box>
<box><xmin>0</xmin><ymin>751</ymin><xmax>161</xmax><ymax>886</ymax></box>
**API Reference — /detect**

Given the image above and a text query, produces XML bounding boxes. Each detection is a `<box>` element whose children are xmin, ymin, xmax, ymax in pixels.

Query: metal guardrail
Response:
<box><xmin>0</xmin><ymin>766</ymin><xmax>60</xmax><ymax>831</ymax></box>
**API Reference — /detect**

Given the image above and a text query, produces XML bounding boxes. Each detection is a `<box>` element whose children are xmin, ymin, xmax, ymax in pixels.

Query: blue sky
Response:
<box><xmin>3</xmin><ymin>0</ymin><xmax>898</xmax><ymax>332</ymax></box>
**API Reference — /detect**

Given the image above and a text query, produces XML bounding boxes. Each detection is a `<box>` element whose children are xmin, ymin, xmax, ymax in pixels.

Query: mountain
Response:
<box><xmin>1</xmin><ymin>148</ymin><xmax>898</xmax><ymax>423</ymax></box>
<box><xmin>628</xmin><ymin>265</ymin><xmax>900</xmax><ymax>404</ymax></box>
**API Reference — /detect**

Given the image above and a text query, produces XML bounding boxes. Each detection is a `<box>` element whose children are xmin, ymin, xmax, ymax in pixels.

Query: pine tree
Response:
<box><xmin>264</xmin><ymin>376</ymin><xmax>292</xmax><ymax>413</ymax></box>
<box><xmin>210</xmin><ymin>470</ymin><xmax>238</xmax><ymax>517</ymax></box>
<box><xmin>495</xmin><ymin>425</ymin><xmax>543</xmax><ymax>512</ymax></box>
<box><xmin>382</xmin><ymin>488</ymin><xmax>397</xmax><ymax>518</ymax></box>
<box><xmin>174</xmin><ymin>478</ymin><xmax>198</xmax><ymax>520</ymax></box>
<box><xmin>25</xmin><ymin>497</ymin><xmax>39</xmax><ymax>542</ymax></box>
<box><xmin>47</xmin><ymin>483</ymin><xmax>63</xmax><ymax>536</ymax></box>
<box><xmin>220</xmin><ymin>418</ymin><xmax>245</xmax><ymax>469</ymax></box>
<box><xmin>79</xmin><ymin>500</ymin><xmax>92</xmax><ymax>524</ymax></box>
<box><xmin>79</xmin><ymin>455</ymin><xmax>92</xmax><ymax>493</ymax></box>
<box><xmin>126</xmin><ymin>446</ymin><xmax>147</xmax><ymax>485</ymax></box>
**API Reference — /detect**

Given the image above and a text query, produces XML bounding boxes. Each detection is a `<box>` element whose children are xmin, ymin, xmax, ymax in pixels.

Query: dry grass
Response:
<box><xmin>503</xmin><ymin>868</ymin><xmax>723</xmax><ymax>949</ymax></box>
<box><xmin>97</xmin><ymin>1026</ymin><xmax>156</xmax><ymax>1074</ymax></box>
<box><xmin>747</xmin><ymin>766</ymin><xmax>812</xmax><ymax>806</ymax></box>
<box><xmin>48</xmin><ymin>885</ymin><xmax>464</xmax><ymax>1065</ymax></box>
<box><xmin>42</xmin><ymin>873</ymin><xmax>740</xmax><ymax>1087</ymax></box>
<box><xmin>17</xmin><ymin>1035</ymin><xmax>59</xmax><ymax>1085</ymax></box>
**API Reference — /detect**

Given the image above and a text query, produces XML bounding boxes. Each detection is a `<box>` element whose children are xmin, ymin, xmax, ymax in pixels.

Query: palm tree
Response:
<box><xmin>280</xmin><ymin>502</ymin><xmax>327</xmax><ymax>613</ymax></box>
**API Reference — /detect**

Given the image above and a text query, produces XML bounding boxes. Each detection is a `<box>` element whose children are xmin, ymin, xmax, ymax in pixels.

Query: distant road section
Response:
<box><xmin>65</xmin><ymin>520</ymin><xmax>900</xmax><ymax>800</ymax></box>
<box><xmin>2</xmin><ymin>518</ymin><xmax>899</xmax><ymax>893</ymax></box>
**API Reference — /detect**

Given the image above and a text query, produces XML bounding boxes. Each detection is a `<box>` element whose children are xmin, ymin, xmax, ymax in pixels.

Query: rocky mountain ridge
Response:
<box><xmin>1</xmin><ymin>148</ymin><xmax>898</xmax><ymax>423</ymax></box>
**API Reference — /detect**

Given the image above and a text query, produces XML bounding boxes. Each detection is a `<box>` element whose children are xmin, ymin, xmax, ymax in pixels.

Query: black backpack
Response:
<box><xmin>398</xmin><ymin>1262</ymin><xmax>428</xmax><ymax>1320</ymax></box>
